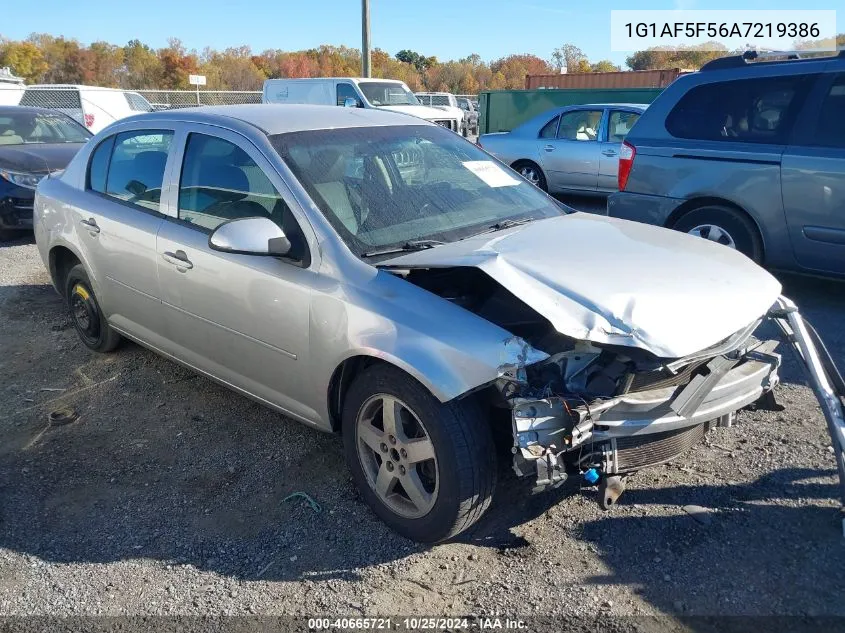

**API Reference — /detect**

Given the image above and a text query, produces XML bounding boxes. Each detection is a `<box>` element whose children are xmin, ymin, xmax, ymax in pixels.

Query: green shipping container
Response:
<box><xmin>478</xmin><ymin>88</ymin><xmax>664</xmax><ymax>135</ymax></box>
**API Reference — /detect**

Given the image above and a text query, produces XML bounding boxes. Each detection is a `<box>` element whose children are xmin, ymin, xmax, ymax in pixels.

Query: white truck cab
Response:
<box><xmin>262</xmin><ymin>77</ymin><xmax>460</xmax><ymax>133</ymax></box>
<box><xmin>415</xmin><ymin>92</ymin><xmax>467</xmax><ymax>136</ymax></box>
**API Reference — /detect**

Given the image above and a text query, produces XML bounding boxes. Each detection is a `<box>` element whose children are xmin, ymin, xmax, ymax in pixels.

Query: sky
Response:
<box><xmin>1</xmin><ymin>0</ymin><xmax>842</xmax><ymax>68</ymax></box>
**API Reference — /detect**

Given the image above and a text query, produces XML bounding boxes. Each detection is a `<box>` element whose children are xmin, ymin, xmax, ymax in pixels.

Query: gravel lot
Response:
<box><xmin>1</xmin><ymin>215</ymin><xmax>844</xmax><ymax>626</ymax></box>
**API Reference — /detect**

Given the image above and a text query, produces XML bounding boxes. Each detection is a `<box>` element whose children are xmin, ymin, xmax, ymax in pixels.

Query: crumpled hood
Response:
<box><xmin>380</xmin><ymin>214</ymin><xmax>782</xmax><ymax>359</ymax></box>
<box><xmin>379</xmin><ymin>104</ymin><xmax>458</xmax><ymax>122</ymax></box>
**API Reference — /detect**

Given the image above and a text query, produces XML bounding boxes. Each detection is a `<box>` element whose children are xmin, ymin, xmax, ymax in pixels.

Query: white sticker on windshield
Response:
<box><xmin>462</xmin><ymin>161</ymin><xmax>520</xmax><ymax>188</ymax></box>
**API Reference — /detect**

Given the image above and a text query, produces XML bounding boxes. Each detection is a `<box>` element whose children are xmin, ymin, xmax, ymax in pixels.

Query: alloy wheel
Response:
<box><xmin>355</xmin><ymin>394</ymin><xmax>439</xmax><ymax>519</ymax></box>
<box><xmin>687</xmin><ymin>223</ymin><xmax>737</xmax><ymax>249</ymax></box>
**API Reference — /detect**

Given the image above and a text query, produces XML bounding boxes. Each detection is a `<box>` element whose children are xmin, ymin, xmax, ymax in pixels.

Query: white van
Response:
<box><xmin>0</xmin><ymin>67</ymin><xmax>25</xmax><ymax>106</ymax></box>
<box><xmin>18</xmin><ymin>85</ymin><xmax>154</xmax><ymax>133</ymax></box>
<box><xmin>262</xmin><ymin>77</ymin><xmax>461</xmax><ymax>133</ymax></box>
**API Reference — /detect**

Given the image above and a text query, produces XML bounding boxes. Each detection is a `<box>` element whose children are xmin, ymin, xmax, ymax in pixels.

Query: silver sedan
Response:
<box><xmin>33</xmin><ymin>104</ymin><xmax>836</xmax><ymax>542</ymax></box>
<box><xmin>478</xmin><ymin>103</ymin><xmax>646</xmax><ymax>194</ymax></box>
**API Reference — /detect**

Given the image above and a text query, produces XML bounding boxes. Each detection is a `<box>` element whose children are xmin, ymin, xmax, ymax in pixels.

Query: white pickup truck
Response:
<box><xmin>262</xmin><ymin>78</ymin><xmax>461</xmax><ymax>133</ymax></box>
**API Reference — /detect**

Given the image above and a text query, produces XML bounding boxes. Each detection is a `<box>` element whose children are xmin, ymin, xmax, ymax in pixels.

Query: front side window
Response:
<box><xmin>336</xmin><ymin>83</ymin><xmax>361</xmax><ymax>107</ymax></box>
<box><xmin>358</xmin><ymin>82</ymin><xmax>420</xmax><ymax>107</ymax></box>
<box><xmin>104</xmin><ymin>130</ymin><xmax>173</xmax><ymax>212</ymax></box>
<box><xmin>557</xmin><ymin>110</ymin><xmax>603</xmax><ymax>141</ymax></box>
<box><xmin>272</xmin><ymin>125</ymin><xmax>565</xmax><ymax>258</ymax></box>
<box><xmin>0</xmin><ymin>110</ymin><xmax>91</xmax><ymax>145</ymax></box>
<box><xmin>811</xmin><ymin>74</ymin><xmax>845</xmax><ymax>148</ymax></box>
<box><xmin>607</xmin><ymin>111</ymin><xmax>641</xmax><ymax>143</ymax></box>
<box><xmin>124</xmin><ymin>92</ymin><xmax>154</xmax><ymax>112</ymax></box>
<box><xmin>178</xmin><ymin>133</ymin><xmax>297</xmax><ymax>233</ymax></box>
<box><xmin>666</xmin><ymin>75</ymin><xmax>813</xmax><ymax>143</ymax></box>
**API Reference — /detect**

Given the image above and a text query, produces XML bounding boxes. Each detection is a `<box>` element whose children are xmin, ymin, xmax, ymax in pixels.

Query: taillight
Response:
<box><xmin>618</xmin><ymin>140</ymin><xmax>635</xmax><ymax>191</ymax></box>
<box><xmin>84</xmin><ymin>113</ymin><xmax>95</xmax><ymax>129</ymax></box>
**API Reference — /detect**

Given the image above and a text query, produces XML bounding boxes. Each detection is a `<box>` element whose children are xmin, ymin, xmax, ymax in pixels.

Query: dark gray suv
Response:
<box><xmin>608</xmin><ymin>50</ymin><xmax>845</xmax><ymax>278</ymax></box>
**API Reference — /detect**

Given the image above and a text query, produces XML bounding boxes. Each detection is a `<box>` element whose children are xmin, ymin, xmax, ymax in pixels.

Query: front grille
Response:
<box><xmin>615</xmin><ymin>423</ymin><xmax>707</xmax><ymax>471</ymax></box>
<box><xmin>626</xmin><ymin>358</ymin><xmax>710</xmax><ymax>393</ymax></box>
<box><xmin>434</xmin><ymin>119</ymin><xmax>454</xmax><ymax>130</ymax></box>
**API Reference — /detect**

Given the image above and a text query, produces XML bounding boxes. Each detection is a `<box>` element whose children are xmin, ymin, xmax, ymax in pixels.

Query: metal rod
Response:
<box><xmin>774</xmin><ymin>296</ymin><xmax>845</xmax><ymax>536</ymax></box>
<box><xmin>361</xmin><ymin>0</ymin><xmax>371</xmax><ymax>78</ymax></box>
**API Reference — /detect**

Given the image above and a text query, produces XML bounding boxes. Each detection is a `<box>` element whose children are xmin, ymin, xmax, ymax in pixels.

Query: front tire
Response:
<box><xmin>65</xmin><ymin>264</ymin><xmax>121</xmax><ymax>353</ymax></box>
<box><xmin>672</xmin><ymin>205</ymin><xmax>763</xmax><ymax>263</ymax></box>
<box><xmin>342</xmin><ymin>365</ymin><xmax>496</xmax><ymax>543</ymax></box>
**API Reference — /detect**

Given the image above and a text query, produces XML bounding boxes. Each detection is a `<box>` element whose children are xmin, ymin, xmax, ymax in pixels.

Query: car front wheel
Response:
<box><xmin>512</xmin><ymin>161</ymin><xmax>547</xmax><ymax>192</ymax></box>
<box><xmin>342</xmin><ymin>365</ymin><xmax>496</xmax><ymax>543</ymax></box>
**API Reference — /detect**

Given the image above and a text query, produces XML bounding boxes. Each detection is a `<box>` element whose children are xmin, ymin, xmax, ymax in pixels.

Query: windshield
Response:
<box><xmin>272</xmin><ymin>125</ymin><xmax>565</xmax><ymax>258</ymax></box>
<box><xmin>0</xmin><ymin>110</ymin><xmax>92</xmax><ymax>145</ymax></box>
<box><xmin>358</xmin><ymin>82</ymin><xmax>420</xmax><ymax>107</ymax></box>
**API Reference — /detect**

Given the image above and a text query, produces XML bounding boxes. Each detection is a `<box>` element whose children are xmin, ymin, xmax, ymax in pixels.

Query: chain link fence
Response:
<box><xmin>136</xmin><ymin>90</ymin><xmax>262</xmax><ymax>110</ymax></box>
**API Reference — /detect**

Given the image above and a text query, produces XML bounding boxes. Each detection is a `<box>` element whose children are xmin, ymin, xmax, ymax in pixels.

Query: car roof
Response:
<box><xmin>25</xmin><ymin>84</ymin><xmax>138</xmax><ymax>92</ymax></box>
<box><xmin>123</xmin><ymin>104</ymin><xmax>435</xmax><ymax>135</ymax></box>
<box><xmin>265</xmin><ymin>77</ymin><xmax>404</xmax><ymax>84</ymax></box>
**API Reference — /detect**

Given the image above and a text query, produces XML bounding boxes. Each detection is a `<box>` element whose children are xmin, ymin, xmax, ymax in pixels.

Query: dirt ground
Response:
<box><xmin>1</xmin><ymin>229</ymin><xmax>844</xmax><ymax>626</ymax></box>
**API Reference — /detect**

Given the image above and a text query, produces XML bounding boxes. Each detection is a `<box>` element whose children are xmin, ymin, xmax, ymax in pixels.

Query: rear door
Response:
<box><xmin>782</xmin><ymin>73</ymin><xmax>845</xmax><ymax>275</ymax></box>
<box><xmin>598</xmin><ymin>109</ymin><xmax>641</xmax><ymax>192</ymax></box>
<box><xmin>539</xmin><ymin>108</ymin><xmax>603</xmax><ymax>192</ymax></box>
<box><xmin>77</xmin><ymin>127</ymin><xmax>174</xmax><ymax>341</ymax></box>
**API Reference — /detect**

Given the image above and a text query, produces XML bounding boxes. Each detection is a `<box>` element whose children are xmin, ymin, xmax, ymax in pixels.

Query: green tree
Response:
<box><xmin>0</xmin><ymin>41</ymin><xmax>47</xmax><ymax>82</ymax></box>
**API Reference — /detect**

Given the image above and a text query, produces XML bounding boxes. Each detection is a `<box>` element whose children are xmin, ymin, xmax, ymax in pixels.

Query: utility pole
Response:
<box><xmin>362</xmin><ymin>0</ymin><xmax>371</xmax><ymax>77</ymax></box>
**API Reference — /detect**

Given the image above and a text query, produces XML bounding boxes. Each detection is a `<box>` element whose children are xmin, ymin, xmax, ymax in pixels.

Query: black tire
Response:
<box><xmin>64</xmin><ymin>264</ymin><xmax>121</xmax><ymax>353</ymax></box>
<box><xmin>342</xmin><ymin>364</ymin><xmax>496</xmax><ymax>543</ymax></box>
<box><xmin>672</xmin><ymin>205</ymin><xmax>763</xmax><ymax>264</ymax></box>
<box><xmin>511</xmin><ymin>160</ymin><xmax>547</xmax><ymax>192</ymax></box>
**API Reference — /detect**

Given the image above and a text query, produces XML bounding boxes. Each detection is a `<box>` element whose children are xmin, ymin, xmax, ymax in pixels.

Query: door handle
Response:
<box><xmin>162</xmin><ymin>250</ymin><xmax>193</xmax><ymax>270</ymax></box>
<box><xmin>602</xmin><ymin>150</ymin><xmax>618</xmax><ymax>157</ymax></box>
<box><xmin>79</xmin><ymin>218</ymin><xmax>100</xmax><ymax>234</ymax></box>
<box><xmin>543</xmin><ymin>145</ymin><xmax>555</xmax><ymax>152</ymax></box>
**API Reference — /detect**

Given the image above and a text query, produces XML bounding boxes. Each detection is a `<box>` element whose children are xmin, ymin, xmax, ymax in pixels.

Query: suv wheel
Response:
<box><xmin>672</xmin><ymin>205</ymin><xmax>763</xmax><ymax>264</ymax></box>
<box><xmin>342</xmin><ymin>365</ymin><xmax>496</xmax><ymax>543</ymax></box>
<box><xmin>65</xmin><ymin>264</ymin><xmax>122</xmax><ymax>352</ymax></box>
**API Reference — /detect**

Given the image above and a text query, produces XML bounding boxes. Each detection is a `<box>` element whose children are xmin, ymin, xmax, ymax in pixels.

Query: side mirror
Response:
<box><xmin>343</xmin><ymin>97</ymin><xmax>360</xmax><ymax>109</ymax></box>
<box><xmin>208</xmin><ymin>217</ymin><xmax>291</xmax><ymax>257</ymax></box>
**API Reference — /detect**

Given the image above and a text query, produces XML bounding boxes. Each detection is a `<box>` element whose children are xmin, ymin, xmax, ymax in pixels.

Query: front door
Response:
<box><xmin>782</xmin><ymin>73</ymin><xmax>845</xmax><ymax>275</ymax></box>
<box><xmin>539</xmin><ymin>109</ymin><xmax>603</xmax><ymax>192</ymax></box>
<box><xmin>156</xmin><ymin>126</ymin><xmax>316</xmax><ymax>420</ymax></box>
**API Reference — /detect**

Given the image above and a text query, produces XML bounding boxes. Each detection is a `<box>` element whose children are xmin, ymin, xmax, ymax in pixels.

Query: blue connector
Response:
<box><xmin>583</xmin><ymin>468</ymin><xmax>600</xmax><ymax>485</ymax></box>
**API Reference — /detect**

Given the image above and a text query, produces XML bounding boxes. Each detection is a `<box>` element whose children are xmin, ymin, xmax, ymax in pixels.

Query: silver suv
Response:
<box><xmin>608</xmin><ymin>50</ymin><xmax>845</xmax><ymax>278</ymax></box>
<box><xmin>34</xmin><ymin>104</ymin><xmax>828</xmax><ymax>542</ymax></box>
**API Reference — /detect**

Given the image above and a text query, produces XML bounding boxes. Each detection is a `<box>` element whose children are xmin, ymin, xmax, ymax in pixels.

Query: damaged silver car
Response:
<box><xmin>34</xmin><ymin>105</ymin><xmax>845</xmax><ymax>543</ymax></box>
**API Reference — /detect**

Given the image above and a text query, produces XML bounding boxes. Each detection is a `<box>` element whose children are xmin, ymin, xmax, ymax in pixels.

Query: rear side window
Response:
<box><xmin>539</xmin><ymin>115</ymin><xmax>559</xmax><ymax>138</ymax></box>
<box><xmin>666</xmin><ymin>75</ymin><xmax>813</xmax><ymax>143</ymax></box>
<box><xmin>87</xmin><ymin>136</ymin><xmax>116</xmax><ymax>192</ymax></box>
<box><xmin>812</xmin><ymin>75</ymin><xmax>845</xmax><ymax>148</ymax></box>
<box><xmin>104</xmin><ymin>130</ymin><xmax>173</xmax><ymax>212</ymax></box>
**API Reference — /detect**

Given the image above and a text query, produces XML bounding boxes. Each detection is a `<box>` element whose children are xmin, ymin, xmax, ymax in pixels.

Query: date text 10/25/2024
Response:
<box><xmin>308</xmin><ymin>617</ymin><xmax>528</xmax><ymax>630</ymax></box>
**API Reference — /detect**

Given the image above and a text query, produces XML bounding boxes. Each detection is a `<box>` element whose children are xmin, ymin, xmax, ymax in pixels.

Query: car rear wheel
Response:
<box><xmin>672</xmin><ymin>205</ymin><xmax>763</xmax><ymax>264</ymax></box>
<box><xmin>512</xmin><ymin>161</ymin><xmax>547</xmax><ymax>191</ymax></box>
<box><xmin>65</xmin><ymin>264</ymin><xmax>121</xmax><ymax>353</ymax></box>
<box><xmin>342</xmin><ymin>364</ymin><xmax>496</xmax><ymax>543</ymax></box>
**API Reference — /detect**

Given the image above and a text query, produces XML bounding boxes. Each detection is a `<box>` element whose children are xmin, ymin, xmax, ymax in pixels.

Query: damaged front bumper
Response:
<box><xmin>508</xmin><ymin>296</ymin><xmax>845</xmax><ymax>533</ymax></box>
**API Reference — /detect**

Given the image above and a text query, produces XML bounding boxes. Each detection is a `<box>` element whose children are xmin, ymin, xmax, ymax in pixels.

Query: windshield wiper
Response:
<box><xmin>461</xmin><ymin>217</ymin><xmax>535</xmax><ymax>240</ymax></box>
<box><xmin>361</xmin><ymin>239</ymin><xmax>445</xmax><ymax>258</ymax></box>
